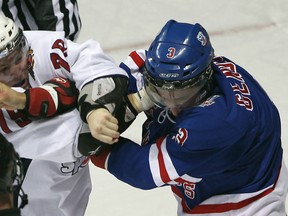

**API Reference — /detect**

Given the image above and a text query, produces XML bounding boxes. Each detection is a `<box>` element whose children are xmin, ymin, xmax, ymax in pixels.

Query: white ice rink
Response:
<box><xmin>77</xmin><ymin>1</ymin><xmax>288</xmax><ymax>215</ymax></box>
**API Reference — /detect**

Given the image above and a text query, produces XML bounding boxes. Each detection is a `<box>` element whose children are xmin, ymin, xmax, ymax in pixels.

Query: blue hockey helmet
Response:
<box><xmin>143</xmin><ymin>20</ymin><xmax>214</xmax><ymax>108</ymax></box>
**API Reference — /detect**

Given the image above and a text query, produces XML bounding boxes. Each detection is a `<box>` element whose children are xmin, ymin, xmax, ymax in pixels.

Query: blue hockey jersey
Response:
<box><xmin>91</xmin><ymin>53</ymin><xmax>283</xmax><ymax>215</ymax></box>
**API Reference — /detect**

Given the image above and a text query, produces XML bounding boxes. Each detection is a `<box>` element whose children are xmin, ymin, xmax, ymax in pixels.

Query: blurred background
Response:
<box><xmin>77</xmin><ymin>0</ymin><xmax>288</xmax><ymax>215</ymax></box>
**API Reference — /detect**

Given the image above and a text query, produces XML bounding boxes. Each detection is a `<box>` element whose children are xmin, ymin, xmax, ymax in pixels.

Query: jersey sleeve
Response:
<box><xmin>90</xmin><ymin>137</ymin><xmax>158</xmax><ymax>189</ymax></box>
<box><xmin>25</xmin><ymin>31</ymin><xmax>128</xmax><ymax>90</ymax></box>
<box><xmin>66</xmin><ymin>39</ymin><xmax>128</xmax><ymax>90</ymax></box>
<box><xmin>119</xmin><ymin>49</ymin><xmax>146</xmax><ymax>93</ymax></box>
<box><xmin>90</xmin><ymin>96</ymin><xmax>251</xmax><ymax>190</ymax></box>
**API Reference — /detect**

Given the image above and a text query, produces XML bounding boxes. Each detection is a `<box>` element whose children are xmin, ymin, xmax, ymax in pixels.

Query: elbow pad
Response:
<box><xmin>78</xmin><ymin>76</ymin><xmax>129</xmax><ymax>124</ymax></box>
<box><xmin>22</xmin><ymin>77</ymin><xmax>79</xmax><ymax>118</ymax></box>
<box><xmin>78</xmin><ymin>76</ymin><xmax>139</xmax><ymax>133</ymax></box>
<box><xmin>78</xmin><ymin>76</ymin><xmax>139</xmax><ymax>156</ymax></box>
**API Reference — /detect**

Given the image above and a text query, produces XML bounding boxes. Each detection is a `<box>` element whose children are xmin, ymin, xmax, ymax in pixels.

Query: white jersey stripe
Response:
<box><xmin>149</xmin><ymin>144</ymin><xmax>163</xmax><ymax>186</ymax></box>
<box><xmin>161</xmin><ymin>138</ymin><xmax>180</xmax><ymax>181</ymax></box>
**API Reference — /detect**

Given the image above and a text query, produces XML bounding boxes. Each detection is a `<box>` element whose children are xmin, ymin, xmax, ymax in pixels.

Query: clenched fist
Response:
<box><xmin>86</xmin><ymin>108</ymin><xmax>120</xmax><ymax>144</ymax></box>
<box><xmin>0</xmin><ymin>82</ymin><xmax>26</xmax><ymax>110</ymax></box>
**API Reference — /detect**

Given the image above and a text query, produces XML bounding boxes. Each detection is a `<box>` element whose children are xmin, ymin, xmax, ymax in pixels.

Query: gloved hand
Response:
<box><xmin>127</xmin><ymin>87</ymin><xmax>154</xmax><ymax>113</ymax></box>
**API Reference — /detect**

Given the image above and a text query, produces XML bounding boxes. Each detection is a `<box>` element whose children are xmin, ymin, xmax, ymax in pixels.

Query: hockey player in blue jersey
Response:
<box><xmin>85</xmin><ymin>20</ymin><xmax>288</xmax><ymax>215</ymax></box>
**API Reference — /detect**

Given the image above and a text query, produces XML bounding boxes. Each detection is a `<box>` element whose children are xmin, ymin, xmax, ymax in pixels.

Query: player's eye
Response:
<box><xmin>14</xmin><ymin>53</ymin><xmax>24</xmax><ymax>65</ymax></box>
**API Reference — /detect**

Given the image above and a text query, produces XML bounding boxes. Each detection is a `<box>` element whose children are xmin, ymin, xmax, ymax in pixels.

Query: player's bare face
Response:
<box><xmin>0</xmin><ymin>48</ymin><xmax>29</xmax><ymax>88</ymax></box>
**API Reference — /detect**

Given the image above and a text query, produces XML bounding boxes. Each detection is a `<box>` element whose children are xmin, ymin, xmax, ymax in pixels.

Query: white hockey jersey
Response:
<box><xmin>0</xmin><ymin>31</ymin><xmax>127</xmax><ymax>216</ymax></box>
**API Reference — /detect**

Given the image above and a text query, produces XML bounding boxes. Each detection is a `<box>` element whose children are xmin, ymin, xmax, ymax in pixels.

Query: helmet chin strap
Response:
<box><xmin>157</xmin><ymin>108</ymin><xmax>176</xmax><ymax>124</ymax></box>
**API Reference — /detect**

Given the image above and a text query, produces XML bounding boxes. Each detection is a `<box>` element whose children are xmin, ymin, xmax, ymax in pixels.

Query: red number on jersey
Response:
<box><xmin>50</xmin><ymin>39</ymin><xmax>71</xmax><ymax>72</ymax></box>
<box><xmin>0</xmin><ymin>110</ymin><xmax>32</xmax><ymax>133</ymax></box>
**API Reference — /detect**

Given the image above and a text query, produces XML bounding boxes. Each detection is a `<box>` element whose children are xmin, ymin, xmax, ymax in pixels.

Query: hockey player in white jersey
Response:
<box><xmin>0</xmin><ymin>14</ymin><xmax>129</xmax><ymax>216</ymax></box>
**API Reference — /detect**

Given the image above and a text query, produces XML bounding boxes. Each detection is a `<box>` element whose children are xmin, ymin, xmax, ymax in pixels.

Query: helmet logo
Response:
<box><xmin>166</xmin><ymin>47</ymin><xmax>176</xmax><ymax>58</ymax></box>
<box><xmin>159</xmin><ymin>73</ymin><xmax>179</xmax><ymax>78</ymax></box>
<box><xmin>197</xmin><ymin>31</ymin><xmax>207</xmax><ymax>46</ymax></box>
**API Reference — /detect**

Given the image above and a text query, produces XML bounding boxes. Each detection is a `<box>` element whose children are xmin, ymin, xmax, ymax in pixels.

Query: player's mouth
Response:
<box><xmin>13</xmin><ymin>78</ymin><xmax>29</xmax><ymax>89</ymax></box>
